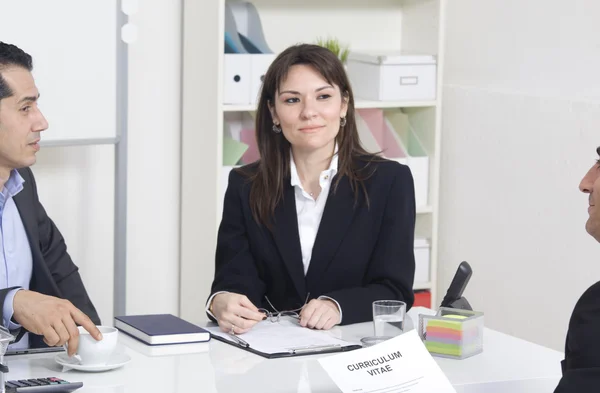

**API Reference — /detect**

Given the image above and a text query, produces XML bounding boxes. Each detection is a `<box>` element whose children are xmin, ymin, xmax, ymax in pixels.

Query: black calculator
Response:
<box><xmin>5</xmin><ymin>377</ymin><xmax>82</xmax><ymax>392</ymax></box>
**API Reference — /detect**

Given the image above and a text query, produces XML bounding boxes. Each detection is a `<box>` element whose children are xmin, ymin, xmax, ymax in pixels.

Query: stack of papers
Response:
<box><xmin>205</xmin><ymin>318</ymin><xmax>361</xmax><ymax>358</ymax></box>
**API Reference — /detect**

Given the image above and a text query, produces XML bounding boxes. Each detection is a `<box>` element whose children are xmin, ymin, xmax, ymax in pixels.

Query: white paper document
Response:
<box><xmin>318</xmin><ymin>330</ymin><xmax>457</xmax><ymax>393</ymax></box>
<box><xmin>205</xmin><ymin>318</ymin><xmax>360</xmax><ymax>355</ymax></box>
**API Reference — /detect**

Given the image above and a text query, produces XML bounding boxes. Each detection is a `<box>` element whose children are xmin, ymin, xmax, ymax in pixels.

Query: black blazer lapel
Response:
<box><xmin>12</xmin><ymin>191</ymin><xmax>38</xmax><ymax>248</ymax></box>
<box><xmin>305</xmin><ymin>175</ymin><xmax>357</xmax><ymax>287</ymax></box>
<box><xmin>271</xmin><ymin>183</ymin><xmax>307</xmax><ymax>299</ymax></box>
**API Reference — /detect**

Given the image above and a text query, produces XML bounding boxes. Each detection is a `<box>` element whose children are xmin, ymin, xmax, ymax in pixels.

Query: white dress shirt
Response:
<box><xmin>207</xmin><ymin>149</ymin><xmax>343</xmax><ymax>323</ymax></box>
<box><xmin>289</xmin><ymin>149</ymin><xmax>343</xmax><ymax>323</ymax></box>
<box><xmin>289</xmin><ymin>151</ymin><xmax>337</xmax><ymax>275</ymax></box>
<box><xmin>0</xmin><ymin>170</ymin><xmax>32</xmax><ymax>349</ymax></box>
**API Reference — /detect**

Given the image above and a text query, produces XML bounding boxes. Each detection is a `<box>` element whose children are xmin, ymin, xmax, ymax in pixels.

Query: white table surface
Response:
<box><xmin>1</xmin><ymin>308</ymin><xmax>564</xmax><ymax>392</ymax></box>
<box><xmin>454</xmin><ymin>377</ymin><xmax>561</xmax><ymax>393</ymax></box>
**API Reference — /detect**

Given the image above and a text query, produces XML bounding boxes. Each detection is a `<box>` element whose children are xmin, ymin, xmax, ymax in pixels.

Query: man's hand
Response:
<box><xmin>12</xmin><ymin>290</ymin><xmax>102</xmax><ymax>356</ymax></box>
<box><xmin>299</xmin><ymin>299</ymin><xmax>340</xmax><ymax>330</ymax></box>
<box><xmin>211</xmin><ymin>293</ymin><xmax>265</xmax><ymax>334</ymax></box>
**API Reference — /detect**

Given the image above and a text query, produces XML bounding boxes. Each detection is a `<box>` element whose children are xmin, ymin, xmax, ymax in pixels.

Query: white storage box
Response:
<box><xmin>224</xmin><ymin>54</ymin><xmax>252</xmax><ymax>104</ymax></box>
<box><xmin>347</xmin><ymin>52</ymin><xmax>437</xmax><ymax>101</ymax></box>
<box><xmin>250</xmin><ymin>54</ymin><xmax>276</xmax><ymax>104</ymax></box>
<box><xmin>414</xmin><ymin>238</ymin><xmax>430</xmax><ymax>284</ymax></box>
<box><xmin>224</xmin><ymin>54</ymin><xmax>276</xmax><ymax>105</ymax></box>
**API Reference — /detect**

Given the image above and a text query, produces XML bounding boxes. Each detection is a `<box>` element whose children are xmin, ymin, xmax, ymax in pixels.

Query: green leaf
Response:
<box><xmin>315</xmin><ymin>36</ymin><xmax>350</xmax><ymax>64</ymax></box>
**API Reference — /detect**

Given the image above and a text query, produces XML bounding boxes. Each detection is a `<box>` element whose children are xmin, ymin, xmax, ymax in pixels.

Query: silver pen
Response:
<box><xmin>290</xmin><ymin>344</ymin><xmax>341</xmax><ymax>354</ymax></box>
<box><xmin>227</xmin><ymin>333</ymin><xmax>250</xmax><ymax>348</ymax></box>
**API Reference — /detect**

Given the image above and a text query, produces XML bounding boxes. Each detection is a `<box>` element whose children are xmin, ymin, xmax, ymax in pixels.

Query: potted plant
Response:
<box><xmin>316</xmin><ymin>37</ymin><xmax>350</xmax><ymax>65</ymax></box>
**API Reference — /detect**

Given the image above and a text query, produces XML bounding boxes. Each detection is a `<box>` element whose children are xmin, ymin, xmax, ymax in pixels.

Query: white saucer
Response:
<box><xmin>55</xmin><ymin>352</ymin><xmax>131</xmax><ymax>372</ymax></box>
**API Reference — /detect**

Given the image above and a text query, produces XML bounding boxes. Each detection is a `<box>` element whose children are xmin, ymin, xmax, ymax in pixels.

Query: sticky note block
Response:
<box><xmin>420</xmin><ymin>310</ymin><xmax>483</xmax><ymax>359</ymax></box>
<box><xmin>445</xmin><ymin>314</ymin><xmax>468</xmax><ymax>320</ymax></box>
<box><xmin>427</xmin><ymin>319</ymin><xmax>464</xmax><ymax>330</ymax></box>
<box><xmin>425</xmin><ymin>341</ymin><xmax>462</xmax><ymax>357</ymax></box>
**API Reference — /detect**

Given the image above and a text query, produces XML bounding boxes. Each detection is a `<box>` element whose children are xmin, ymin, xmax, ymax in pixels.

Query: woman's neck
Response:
<box><xmin>291</xmin><ymin>143</ymin><xmax>335</xmax><ymax>196</ymax></box>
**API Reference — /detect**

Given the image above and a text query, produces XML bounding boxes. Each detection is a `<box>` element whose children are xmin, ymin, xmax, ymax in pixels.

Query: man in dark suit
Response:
<box><xmin>0</xmin><ymin>42</ymin><xmax>101</xmax><ymax>355</ymax></box>
<box><xmin>554</xmin><ymin>146</ymin><xmax>600</xmax><ymax>392</ymax></box>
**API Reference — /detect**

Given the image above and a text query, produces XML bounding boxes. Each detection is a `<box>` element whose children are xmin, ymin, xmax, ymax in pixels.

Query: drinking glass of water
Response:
<box><xmin>373</xmin><ymin>300</ymin><xmax>406</xmax><ymax>338</ymax></box>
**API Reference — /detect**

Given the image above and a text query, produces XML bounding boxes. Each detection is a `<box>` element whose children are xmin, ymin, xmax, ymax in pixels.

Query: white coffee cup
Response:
<box><xmin>66</xmin><ymin>325</ymin><xmax>118</xmax><ymax>366</ymax></box>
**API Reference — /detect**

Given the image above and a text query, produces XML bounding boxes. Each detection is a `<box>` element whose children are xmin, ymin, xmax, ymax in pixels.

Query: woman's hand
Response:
<box><xmin>299</xmin><ymin>299</ymin><xmax>340</xmax><ymax>330</ymax></box>
<box><xmin>211</xmin><ymin>293</ymin><xmax>265</xmax><ymax>334</ymax></box>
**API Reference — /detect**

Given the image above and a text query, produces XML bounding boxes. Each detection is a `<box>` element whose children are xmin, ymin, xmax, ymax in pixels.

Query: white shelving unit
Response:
<box><xmin>180</xmin><ymin>0</ymin><xmax>447</xmax><ymax>324</ymax></box>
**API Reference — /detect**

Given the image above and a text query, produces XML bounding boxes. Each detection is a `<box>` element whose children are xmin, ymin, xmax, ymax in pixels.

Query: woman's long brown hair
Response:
<box><xmin>238</xmin><ymin>44</ymin><xmax>379</xmax><ymax>229</ymax></box>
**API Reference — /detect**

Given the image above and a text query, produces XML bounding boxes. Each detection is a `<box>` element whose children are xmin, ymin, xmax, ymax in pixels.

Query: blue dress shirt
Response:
<box><xmin>0</xmin><ymin>170</ymin><xmax>33</xmax><ymax>349</ymax></box>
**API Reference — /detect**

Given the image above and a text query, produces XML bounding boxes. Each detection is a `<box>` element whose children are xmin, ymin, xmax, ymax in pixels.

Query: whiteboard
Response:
<box><xmin>0</xmin><ymin>1</ymin><xmax>118</xmax><ymax>144</ymax></box>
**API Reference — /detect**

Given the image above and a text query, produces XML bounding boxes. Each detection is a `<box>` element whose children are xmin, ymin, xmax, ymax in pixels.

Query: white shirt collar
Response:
<box><xmin>290</xmin><ymin>145</ymin><xmax>339</xmax><ymax>189</ymax></box>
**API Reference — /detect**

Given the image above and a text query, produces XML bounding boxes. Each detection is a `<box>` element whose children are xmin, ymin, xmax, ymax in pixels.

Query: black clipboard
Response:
<box><xmin>210</xmin><ymin>333</ymin><xmax>362</xmax><ymax>359</ymax></box>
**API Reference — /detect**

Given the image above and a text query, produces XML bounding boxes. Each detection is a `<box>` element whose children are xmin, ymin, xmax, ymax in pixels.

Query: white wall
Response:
<box><xmin>34</xmin><ymin>146</ymin><xmax>115</xmax><ymax>324</ymax></box>
<box><xmin>125</xmin><ymin>0</ymin><xmax>182</xmax><ymax>315</ymax></box>
<box><xmin>179</xmin><ymin>0</ymin><xmax>223</xmax><ymax>325</ymax></box>
<box><xmin>33</xmin><ymin>0</ymin><xmax>182</xmax><ymax>321</ymax></box>
<box><xmin>440</xmin><ymin>0</ymin><xmax>600</xmax><ymax>350</ymax></box>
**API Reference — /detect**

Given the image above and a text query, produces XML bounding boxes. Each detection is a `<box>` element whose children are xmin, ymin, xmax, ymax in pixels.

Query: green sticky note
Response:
<box><xmin>427</xmin><ymin>320</ymin><xmax>463</xmax><ymax>330</ymax></box>
<box><xmin>425</xmin><ymin>341</ymin><xmax>462</xmax><ymax>356</ymax></box>
<box><xmin>427</xmin><ymin>314</ymin><xmax>469</xmax><ymax>330</ymax></box>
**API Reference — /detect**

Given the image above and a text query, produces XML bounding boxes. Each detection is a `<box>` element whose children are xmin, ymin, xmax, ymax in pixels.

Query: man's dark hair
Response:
<box><xmin>0</xmin><ymin>42</ymin><xmax>33</xmax><ymax>103</ymax></box>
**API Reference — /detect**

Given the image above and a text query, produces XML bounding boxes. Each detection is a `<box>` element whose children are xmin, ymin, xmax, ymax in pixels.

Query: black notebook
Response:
<box><xmin>114</xmin><ymin>314</ymin><xmax>211</xmax><ymax>345</ymax></box>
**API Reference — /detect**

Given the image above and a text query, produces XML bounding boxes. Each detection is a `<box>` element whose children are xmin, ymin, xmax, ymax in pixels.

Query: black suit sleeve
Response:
<box><xmin>209</xmin><ymin>170</ymin><xmax>266</xmax><ymax>321</ymax></box>
<box><xmin>324</xmin><ymin>164</ymin><xmax>416</xmax><ymax>325</ymax></box>
<box><xmin>27</xmin><ymin>168</ymin><xmax>101</xmax><ymax>325</ymax></box>
<box><xmin>555</xmin><ymin>282</ymin><xmax>600</xmax><ymax>392</ymax></box>
<box><xmin>555</xmin><ymin>369</ymin><xmax>600</xmax><ymax>393</ymax></box>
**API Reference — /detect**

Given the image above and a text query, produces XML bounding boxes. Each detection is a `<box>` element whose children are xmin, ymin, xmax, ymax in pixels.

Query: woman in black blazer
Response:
<box><xmin>208</xmin><ymin>44</ymin><xmax>416</xmax><ymax>334</ymax></box>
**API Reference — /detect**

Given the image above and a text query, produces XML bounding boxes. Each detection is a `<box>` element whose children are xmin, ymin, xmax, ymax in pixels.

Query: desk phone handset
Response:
<box><xmin>440</xmin><ymin>261</ymin><xmax>473</xmax><ymax>310</ymax></box>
